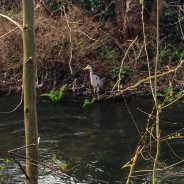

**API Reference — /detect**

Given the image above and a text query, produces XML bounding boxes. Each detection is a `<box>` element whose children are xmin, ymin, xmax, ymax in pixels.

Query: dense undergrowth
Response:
<box><xmin>0</xmin><ymin>0</ymin><xmax>184</xmax><ymax>97</ymax></box>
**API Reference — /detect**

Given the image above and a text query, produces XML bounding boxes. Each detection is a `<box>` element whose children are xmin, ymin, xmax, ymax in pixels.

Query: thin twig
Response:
<box><xmin>8</xmin><ymin>145</ymin><xmax>80</xmax><ymax>178</ymax></box>
<box><xmin>134</xmin><ymin>159</ymin><xmax>184</xmax><ymax>174</ymax></box>
<box><xmin>62</xmin><ymin>5</ymin><xmax>73</xmax><ymax>74</ymax></box>
<box><xmin>112</xmin><ymin>36</ymin><xmax>138</xmax><ymax>91</ymax></box>
<box><xmin>126</xmin><ymin>145</ymin><xmax>142</xmax><ymax>184</ymax></box>
<box><xmin>0</xmin><ymin>90</ymin><xmax>23</xmax><ymax>114</ymax></box>
<box><xmin>166</xmin><ymin>140</ymin><xmax>184</xmax><ymax>160</ymax></box>
<box><xmin>0</xmin><ymin>14</ymin><xmax>23</xmax><ymax>31</ymax></box>
<box><xmin>0</xmin><ymin>27</ymin><xmax>19</xmax><ymax>39</ymax></box>
<box><xmin>141</xmin><ymin>2</ymin><xmax>155</xmax><ymax>101</ymax></box>
<box><xmin>9</xmin><ymin>152</ymin><xmax>29</xmax><ymax>179</ymax></box>
<box><xmin>123</xmin><ymin>96</ymin><xmax>141</xmax><ymax>137</ymax></box>
<box><xmin>117</xmin><ymin>60</ymin><xmax>183</xmax><ymax>95</ymax></box>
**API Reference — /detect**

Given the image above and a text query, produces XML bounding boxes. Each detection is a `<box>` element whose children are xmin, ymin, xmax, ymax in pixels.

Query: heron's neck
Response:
<box><xmin>89</xmin><ymin>68</ymin><xmax>93</xmax><ymax>76</ymax></box>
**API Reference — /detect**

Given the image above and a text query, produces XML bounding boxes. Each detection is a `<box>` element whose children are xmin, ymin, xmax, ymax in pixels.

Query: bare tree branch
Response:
<box><xmin>0</xmin><ymin>14</ymin><xmax>23</xmax><ymax>31</ymax></box>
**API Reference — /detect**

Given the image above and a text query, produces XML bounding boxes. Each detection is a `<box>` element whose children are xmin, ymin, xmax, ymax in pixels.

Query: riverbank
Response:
<box><xmin>0</xmin><ymin>1</ymin><xmax>184</xmax><ymax>100</ymax></box>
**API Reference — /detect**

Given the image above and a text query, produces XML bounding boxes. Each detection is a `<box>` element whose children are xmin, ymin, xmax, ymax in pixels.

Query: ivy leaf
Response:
<box><xmin>57</xmin><ymin>163</ymin><xmax>68</xmax><ymax>171</ymax></box>
<box><xmin>4</xmin><ymin>158</ymin><xmax>11</xmax><ymax>164</ymax></box>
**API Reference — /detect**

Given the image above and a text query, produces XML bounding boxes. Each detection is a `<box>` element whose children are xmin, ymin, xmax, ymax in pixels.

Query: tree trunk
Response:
<box><xmin>113</xmin><ymin>0</ymin><xmax>125</xmax><ymax>37</ymax></box>
<box><xmin>113</xmin><ymin>0</ymin><xmax>164</xmax><ymax>39</ymax></box>
<box><xmin>123</xmin><ymin>0</ymin><xmax>142</xmax><ymax>38</ymax></box>
<box><xmin>149</xmin><ymin>0</ymin><xmax>164</xmax><ymax>26</ymax></box>
<box><xmin>113</xmin><ymin>0</ymin><xmax>142</xmax><ymax>39</ymax></box>
<box><xmin>22</xmin><ymin>0</ymin><xmax>39</xmax><ymax>183</ymax></box>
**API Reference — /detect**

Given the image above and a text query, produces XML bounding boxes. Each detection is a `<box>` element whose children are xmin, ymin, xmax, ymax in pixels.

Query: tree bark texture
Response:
<box><xmin>22</xmin><ymin>0</ymin><xmax>39</xmax><ymax>183</ymax></box>
<box><xmin>113</xmin><ymin>0</ymin><xmax>142</xmax><ymax>38</ymax></box>
<box><xmin>113</xmin><ymin>0</ymin><xmax>125</xmax><ymax>37</ymax></box>
<box><xmin>113</xmin><ymin>0</ymin><xmax>165</xmax><ymax>39</ymax></box>
<box><xmin>149</xmin><ymin>0</ymin><xmax>164</xmax><ymax>26</ymax></box>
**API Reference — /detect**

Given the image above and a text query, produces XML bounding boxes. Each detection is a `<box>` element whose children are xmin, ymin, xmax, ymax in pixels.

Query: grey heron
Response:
<box><xmin>83</xmin><ymin>65</ymin><xmax>105</xmax><ymax>95</ymax></box>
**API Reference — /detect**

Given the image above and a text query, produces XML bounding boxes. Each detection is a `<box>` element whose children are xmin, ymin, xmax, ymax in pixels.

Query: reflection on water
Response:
<box><xmin>0</xmin><ymin>96</ymin><xmax>183</xmax><ymax>183</ymax></box>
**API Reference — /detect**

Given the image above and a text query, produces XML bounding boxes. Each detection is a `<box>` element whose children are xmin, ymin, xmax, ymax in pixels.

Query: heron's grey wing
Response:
<box><xmin>99</xmin><ymin>77</ymin><xmax>105</xmax><ymax>88</ymax></box>
<box><xmin>91</xmin><ymin>75</ymin><xmax>100</xmax><ymax>86</ymax></box>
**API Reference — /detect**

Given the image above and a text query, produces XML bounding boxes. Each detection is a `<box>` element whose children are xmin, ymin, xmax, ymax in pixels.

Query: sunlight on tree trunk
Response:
<box><xmin>22</xmin><ymin>0</ymin><xmax>39</xmax><ymax>183</ymax></box>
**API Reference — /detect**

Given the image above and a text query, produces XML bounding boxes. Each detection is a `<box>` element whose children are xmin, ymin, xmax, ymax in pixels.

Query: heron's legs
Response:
<box><xmin>93</xmin><ymin>86</ymin><xmax>100</xmax><ymax>100</ymax></box>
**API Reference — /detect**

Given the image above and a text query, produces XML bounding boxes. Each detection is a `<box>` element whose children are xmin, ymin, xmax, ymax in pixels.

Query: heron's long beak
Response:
<box><xmin>83</xmin><ymin>67</ymin><xmax>88</xmax><ymax>70</ymax></box>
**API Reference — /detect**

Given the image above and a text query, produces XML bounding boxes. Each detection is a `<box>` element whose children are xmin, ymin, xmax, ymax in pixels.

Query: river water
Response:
<box><xmin>0</xmin><ymin>96</ymin><xmax>184</xmax><ymax>183</ymax></box>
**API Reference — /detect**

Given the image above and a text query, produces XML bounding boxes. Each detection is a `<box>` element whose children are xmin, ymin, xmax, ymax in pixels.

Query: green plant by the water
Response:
<box><xmin>0</xmin><ymin>158</ymin><xmax>13</xmax><ymax>183</ymax></box>
<box><xmin>57</xmin><ymin>163</ymin><xmax>68</xmax><ymax>171</ymax></box>
<box><xmin>51</xmin><ymin>153</ymin><xmax>68</xmax><ymax>172</ymax></box>
<box><xmin>157</xmin><ymin>86</ymin><xmax>183</xmax><ymax>103</ymax></box>
<box><xmin>83</xmin><ymin>99</ymin><xmax>93</xmax><ymax>108</ymax></box>
<box><xmin>160</xmin><ymin>48</ymin><xmax>184</xmax><ymax>63</ymax></box>
<box><xmin>41</xmin><ymin>84</ymin><xmax>67</xmax><ymax>103</ymax></box>
<box><xmin>52</xmin><ymin>153</ymin><xmax>57</xmax><ymax>163</ymax></box>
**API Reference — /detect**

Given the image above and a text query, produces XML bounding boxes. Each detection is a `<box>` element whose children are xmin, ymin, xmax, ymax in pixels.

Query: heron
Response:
<box><xmin>83</xmin><ymin>65</ymin><xmax>105</xmax><ymax>96</ymax></box>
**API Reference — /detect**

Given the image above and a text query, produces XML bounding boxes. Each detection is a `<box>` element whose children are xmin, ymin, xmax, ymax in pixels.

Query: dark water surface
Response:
<box><xmin>0</xmin><ymin>96</ymin><xmax>184</xmax><ymax>183</ymax></box>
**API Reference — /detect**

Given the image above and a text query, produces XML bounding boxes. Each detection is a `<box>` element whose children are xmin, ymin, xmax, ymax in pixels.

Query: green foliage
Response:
<box><xmin>52</xmin><ymin>153</ymin><xmax>57</xmax><ymax>163</ymax></box>
<box><xmin>160</xmin><ymin>48</ymin><xmax>184</xmax><ymax>63</ymax></box>
<box><xmin>45</xmin><ymin>0</ymin><xmax>70</xmax><ymax>16</ymax></box>
<box><xmin>111</xmin><ymin>66</ymin><xmax>128</xmax><ymax>80</ymax></box>
<box><xmin>168</xmin><ymin>133</ymin><xmax>181</xmax><ymax>140</ymax></box>
<box><xmin>74</xmin><ymin>0</ymin><xmax>115</xmax><ymax>20</ymax></box>
<box><xmin>83</xmin><ymin>99</ymin><xmax>93</xmax><ymax>108</ymax></box>
<box><xmin>41</xmin><ymin>84</ymin><xmax>67</xmax><ymax>103</ymax></box>
<box><xmin>3</xmin><ymin>158</ymin><xmax>11</xmax><ymax>164</ymax></box>
<box><xmin>0</xmin><ymin>158</ymin><xmax>13</xmax><ymax>183</ymax></box>
<box><xmin>98</xmin><ymin>42</ymin><xmax>121</xmax><ymax>62</ymax></box>
<box><xmin>0</xmin><ymin>166</ymin><xmax>5</xmax><ymax>170</ymax></box>
<box><xmin>157</xmin><ymin>88</ymin><xmax>171</xmax><ymax>97</ymax></box>
<box><xmin>157</xmin><ymin>87</ymin><xmax>183</xmax><ymax>103</ymax></box>
<box><xmin>0</xmin><ymin>165</ymin><xmax>4</xmax><ymax>183</ymax></box>
<box><xmin>150</xmin><ymin>127</ymin><xmax>154</xmax><ymax>134</ymax></box>
<box><xmin>157</xmin><ymin>87</ymin><xmax>174</xmax><ymax>102</ymax></box>
<box><xmin>160</xmin><ymin>1</ymin><xmax>184</xmax><ymax>44</ymax></box>
<box><xmin>57</xmin><ymin>163</ymin><xmax>68</xmax><ymax>171</ymax></box>
<box><xmin>51</xmin><ymin>153</ymin><xmax>68</xmax><ymax>171</ymax></box>
<box><xmin>172</xmin><ymin>50</ymin><xmax>184</xmax><ymax>61</ymax></box>
<box><xmin>160</xmin><ymin>48</ymin><xmax>170</xmax><ymax>61</ymax></box>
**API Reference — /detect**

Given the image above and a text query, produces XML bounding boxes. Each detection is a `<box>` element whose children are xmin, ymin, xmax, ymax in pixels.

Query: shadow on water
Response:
<box><xmin>0</xmin><ymin>96</ymin><xmax>183</xmax><ymax>183</ymax></box>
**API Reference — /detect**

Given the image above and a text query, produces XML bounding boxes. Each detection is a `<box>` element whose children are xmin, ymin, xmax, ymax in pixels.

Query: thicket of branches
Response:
<box><xmin>0</xmin><ymin>1</ymin><xmax>115</xmax><ymax>93</ymax></box>
<box><xmin>0</xmin><ymin>0</ymin><xmax>183</xmax><ymax>95</ymax></box>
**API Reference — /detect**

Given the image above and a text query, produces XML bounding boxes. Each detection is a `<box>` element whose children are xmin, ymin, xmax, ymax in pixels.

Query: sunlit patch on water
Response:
<box><xmin>11</xmin><ymin>128</ymin><xmax>25</xmax><ymax>134</ymax></box>
<box><xmin>65</xmin><ymin>115</ymin><xmax>88</xmax><ymax>120</ymax></box>
<box><xmin>72</xmin><ymin>132</ymin><xmax>86</xmax><ymax>136</ymax></box>
<box><xmin>39</xmin><ymin>173</ymin><xmax>77</xmax><ymax>184</ymax></box>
